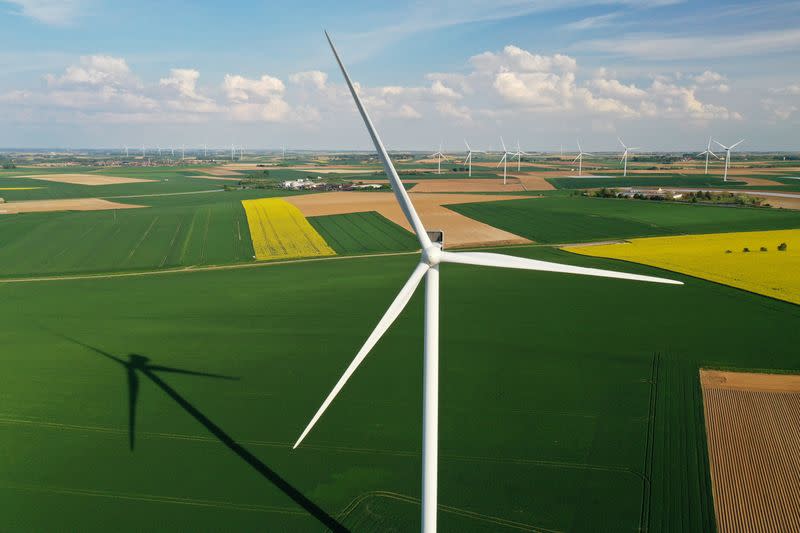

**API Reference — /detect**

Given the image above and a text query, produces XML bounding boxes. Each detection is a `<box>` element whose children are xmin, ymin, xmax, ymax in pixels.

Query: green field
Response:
<box><xmin>308</xmin><ymin>212</ymin><xmax>419</xmax><ymax>255</ymax></box>
<box><xmin>2</xmin><ymin>163</ymin><xmax>800</xmax><ymax>531</ymax></box>
<box><xmin>1</xmin><ymin>246</ymin><xmax>798</xmax><ymax>531</ymax></box>
<box><xmin>449</xmin><ymin>196</ymin><xmax>800</xmax><ymax>243</ymax></box>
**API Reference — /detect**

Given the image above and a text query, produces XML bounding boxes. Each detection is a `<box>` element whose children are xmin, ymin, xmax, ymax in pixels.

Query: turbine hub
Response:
<box><xmin>422</xmin><ymin>244</ymin><xmax>442</xmax><ymax>266</ymax></box>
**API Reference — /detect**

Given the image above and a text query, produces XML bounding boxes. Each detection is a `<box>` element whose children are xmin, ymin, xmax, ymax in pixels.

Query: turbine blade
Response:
<box><xmin>572</xmin><ymin>154</ymin><xmax>580</xmax><ymax>163</ymax></box>
<box><xmin>709</xmin><ymin>150</ymin><xmax>720</xmax><ymax>159</ymax></box>
<box><xmin>713</xmin><ymin>140</ymin><xmax>726</xmax><ymax>150</ymax></box>
<box><xmin>731</xmin><ymin>139</ymin><xmax>744</xmax><ymax>149</ymax></box>
<box><xmin>464</xmin><ymin>140</ymin><xmax>471</xmax><ymax>152</ymax></box>
<box><xmin>293</xmin><ymin>262</ymin><xmax>429</xmax><ymax>449</ymax></box>
<box><xmin>500</xmin><ymin>137</ymin><xmax>507</xmax><ymax>152</ymax></box>
<box><xmin>618</xmin><ymin>137</ymin><xmax>626</xmax><ymax>148</ymax></box>
<box><xmin>325</xmin><ymin>32</ymin><xmax>431</xmax><ymax>248</ymax></box>
<box><xmin>440</xmin><ymin>251</ymin><xmax>683</xmax><ymax>285</ymax></box>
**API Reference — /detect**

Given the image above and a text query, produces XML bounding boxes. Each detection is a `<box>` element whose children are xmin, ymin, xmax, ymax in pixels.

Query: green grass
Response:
<box><xmin>308</xmin><ymin>212</ymin><xmax>418</xmax><ymax>255</ymax></box>
<box><xmin>449</xmin><ymin>196</ymin><xmax>800</xmax><ymax>243</ymax></box>
<box><xmin>1</xmin><ymin>247</ymin><xmax>798</xmax><ymax>531</ymax></box>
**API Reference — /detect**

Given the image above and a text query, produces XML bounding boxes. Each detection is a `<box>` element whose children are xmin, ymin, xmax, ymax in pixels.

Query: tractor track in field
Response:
<box><xmin>0</xmin><ymin>240</ymin><xmax>623</xmax><ymax>285</ymax></box>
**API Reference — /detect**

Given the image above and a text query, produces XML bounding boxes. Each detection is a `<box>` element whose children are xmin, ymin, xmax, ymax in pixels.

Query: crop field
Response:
<box><xmin>700</xmin><ymin>370</ymin><xmax>800</xmax><ymax>532</ymax></box>
<box><xmin>547</xmin><ymin>176</ymin><xmax>749</xmax><ymax>190</ymax></box>
<box><xmin>308</xmin><ymin>211</ymin><xmax>419</xmax><ymax>255</ymax></box>
<box><xmin>0</xmin><ymin>193</ymin><xmax>268</xmax><ymax>277</ymax></box>
<box><xmin>0</xmin><ymin>169</ymin><xmax>224</xmax><ymax>201</ymax></box>
<box><xmin>564</xmin><ymin>229</ymin><xmax>800</xmax><ymax>304</ymax></box>
<box><xmin>1</xmin><ymin>246</ymin><xmax>799</xmax><ymax>531</ymax></box>
<box><xmin>448</xmin><ymin>196</ymin><xmax>800</xmax><ymax>244</ymax></box>
<box><xmin>242</xmin><ymin>198</ymin><xmax>335</xmax><ymax>261</ymax></box>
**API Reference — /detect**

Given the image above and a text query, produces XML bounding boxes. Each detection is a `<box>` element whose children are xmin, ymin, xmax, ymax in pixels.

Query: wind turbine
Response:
<box><xmin>429</xmin><ymin>144</ymin><xmax>448</xmax><ymax>175</ymax></box>
<box><xmin>240</xmin><ymin>145</ymin><xmax>244</xmax><ymax>161</ymax></box>
<box><xmin>698</xmin><ymin>137</ymin><xmax>720</xmax><ymax>175</ymax></box>
<box><xmin>618</xmin><ymin>137</ymin><xmax>639</xmax><ymax>177</ymax></box>
<box><xmin>231</xmin><ymin>144</ymin><xmax>236</xmax><ymax>161</ymax></box>
<box><xmin>141</xmin><ymin>144</ymin><xmax>146</xmax><ymax>157</ymax></box>
<box><xmin>497</xmin><ymin>137</ymin><xmax>513</xmax><ymax>184</ymax></box>
<box><xmin>713</xmin><ymin>139</ymin><xmax>744</xmax><ymax>182</ymax></box>
<box><xmin>181</xmin><ymin>144</ymin><xmax>185</xmax><ymax>160</ymax></box>
<box><xmin>463</xmin><ymin>140</ymin><xmax>484</xmax><ymax>177</ymax></box>
<box><xmin>203</xmin><ymin>144</ymin><xmax>208</xmax><ymax>158</ymax></box>
<box><xmin>294</xmin><ymin>31</ymin><xmax>684</xmax><ymax>533</ymax></box>
<box><xmin>510</xmin><ymin>140</ymin><xmax>528</xmax><ymax>172</ymax></box>
<box><xmin>123</xmin><ymin>145</ymin><xmax>129</xmax><ymax>157</ymax></box>
<box><xmin>572</xmin><ymin>139</ymin><xmax>592</xmax><ymax>176</ymax></box>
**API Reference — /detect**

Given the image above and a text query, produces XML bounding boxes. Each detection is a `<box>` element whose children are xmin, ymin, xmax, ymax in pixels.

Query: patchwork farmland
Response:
<box><xmin>0</xmin><ymin>160</ymin><xmax>798</xmax><ymax>531</ymax></box>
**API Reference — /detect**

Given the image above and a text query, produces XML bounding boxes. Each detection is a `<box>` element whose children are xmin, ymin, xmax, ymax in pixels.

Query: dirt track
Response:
<box><xmin>0</xmin><ymin>198</ymin><xmax>146</xmax><ymax>214</ymax></box>
<box><xmin>700</xmin><ymin>369</ymin><xmax>800</xmax><ymax>532</ymax></box>
<box><xmin>285</xmin><ymin>191</ymin><xmax>534</xmax><ymax>248</ymax></box>
<box><xmin>18</xmin><ymin>174</ymin><xmax>154</xmax><ymax>186</ymax></box>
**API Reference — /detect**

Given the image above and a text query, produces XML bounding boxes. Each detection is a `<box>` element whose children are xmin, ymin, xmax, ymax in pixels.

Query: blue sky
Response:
<box><xmin>1</xmin><ymin>0</ymin><xmax>799</xmax><ymax>150</ymax></box>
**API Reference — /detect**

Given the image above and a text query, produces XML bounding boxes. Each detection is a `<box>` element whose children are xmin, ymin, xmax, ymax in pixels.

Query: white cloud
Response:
<box><xmin>577</xmin><ymin>28</ymin><xmax>800</xmax><ymax>60</ymax></box>
<box><xmin>770</xmin><ymin>84</ymin><xmax>800</xmax><ymax>96</ymax></box>
<box><xmin>5</xmin><ymin>0</ymin><xmax>84</xmax><ymax>26</ymax></box>
<box><xmin>223</xmin><ymin>74</ymin><xmax>285</xmax><ymax>102</ymax></box>
<box><xmin>45</xmin><ymin>55</ymin><xmax>137</xmax><ymax>88</ymax></box>
<box><xmin>589</xmin><ymin>78</ymin><xmax>647</xmax><ymax>99</ymax></box>
<box><xmin>694</xmin><ymin>70</ymin><xmax>725</xmax><ymax>84</ymax></box>
<box><xmin>289</xmin><ymin>71</ymin><xmax>328</xmax><ymax>91</ymax></box>
<box><xmin>564</xmin><ymin>13</ymin><xmax>620</xmax><ymax>30</ymax></box>
<box><xmin>471</xmin><ymin>45</ymin><xmax>577</xmax><ymax>73</ymax></box>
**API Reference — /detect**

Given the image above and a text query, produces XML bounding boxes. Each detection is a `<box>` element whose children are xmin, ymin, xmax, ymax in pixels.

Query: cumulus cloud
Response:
<box><xmin>45</xmin><ymin>55</ymin><xmax>137</xmax><ymax>88</ymax></box>
<box><xmin>223</xmin><ymin>74</ymin><xmax>285</xmax><ymax>102</ymax></box>
<box><xmin>289</xmin><ymin>70</ymin><xmax>328</xmax><ymax>91</ymax></box>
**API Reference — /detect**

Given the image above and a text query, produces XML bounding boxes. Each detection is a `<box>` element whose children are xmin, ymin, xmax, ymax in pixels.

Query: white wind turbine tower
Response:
<box><xmin>463</xmin><ymin>140</ymin><xmax>484</xmax><ymax>177</ymax></box>
<box><xmin>510</xmin><ymin>140</ymin><xmax>528</xmax><ymax>172</ymax></box>
<box><xmin>181</xmin><ymin>144</ymin><xmax>185</xmax><ymax>160</ymax></box>
<box><xmin>141</xmin><ymin>144</ymin><xmax>146</xmax><ymax>157</ymax></box>
<box><xmin>203</xmin><ymin>144</ymin><xmax>208</xmax><ymax>158</ymax></box>
<box><xmin>240</xmin><ymin>145</ymin><xmax>244</xmax><ymax>161</ymax></box>
<box><xmin>170</xmin><ymin>146</ymin><xmax>175</xmax><ymax>158</ymax></box>
<box><xmin>698</xmin><ymin>136</ymin><xmax>720</xmax><ymax>175</ymax></box>
<box><xmin>123</xmin><ymin>145</ymin><xmax>129</xmax><ymax>157</ymax></box>
<box><xmin>429</xmin><ymin>143</ymin><xmax>449</xmax><ymax>174</ymax></box>
<box><xmin>157</xmin><ymin>145</ymin><xmax>162</xmax><ymax>157</ymax></box>
<box><xmin>572</xmin><ymin>139</ymin><xmax>591</xmax><ymax>176</ymax></box>
<box><xmin>294</xmin><ymin>32</ymin><xmax>684</xmax><ymax>533</ymax></box>
<box><xmin>497</xmin><ymin>137</ymin><xmax>513</xmax><ymax>184</ymax></box>
<box><xmin>713</xmin><ymin>139</ymin><xmax>744</xmax><ymax>182</ymax></box>
<box><xmin>618</xmin><ymin>137</ymin><xmax>639</xmax><ymax>177</ymax></box>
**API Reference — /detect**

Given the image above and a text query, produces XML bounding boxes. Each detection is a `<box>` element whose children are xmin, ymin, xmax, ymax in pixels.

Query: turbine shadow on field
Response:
<box><xmin>64</xmin><ymin>337</ymin><xmax>348</xmax><ymax>532</ymax></box>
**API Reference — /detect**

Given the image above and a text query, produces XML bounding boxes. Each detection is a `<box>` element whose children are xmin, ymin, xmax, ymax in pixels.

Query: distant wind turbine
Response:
<box><xmin>463</xmin><ymin>140</ymin><xmax>484</xmax><ymax>177</ymax></box>
<box><xmin>497</xmin><ymin>137</ymin><xmax>513</xmax><ymax>184</ymax></box>
<box><xmin>123</xmin><ymin>145</ymin><xmax>129</xmax><ymax>157</ymax></box>
<box><xmin>618</xmin><ymin>137</ymin><xmax>639</xmax><ymax>177</ymax></box>
<box><xmin>510</xmin><ymin>140</ymin><xmax>528</xmax><ymax>172</ymax></box>
<box><xmin>429</xmin><ymin>143</ymin><xmax>448</xmax><ymax>174</ymax></box>
<box><xmin>294</xmin><ymin>31</ymin><xmax>684</xmax><ymax>533</ymax></box>
<box><xmin>698</xmin><ymin>137</ymin><xmax>720</xmax><ymax>175</ymax></box>
<box><xmin>141</xmin><ymin>144</ymin><xmax>146</xmax><ymax>157</ymax></box>
<box><xmin>572</xmin><ymin>139</ymin><xmax>592</xmax><ymax>176</ymax></box>
<box><xmin>713</xmin><ymin>139</ymin><xmax>744</xmax><ymax>182</ymax></box>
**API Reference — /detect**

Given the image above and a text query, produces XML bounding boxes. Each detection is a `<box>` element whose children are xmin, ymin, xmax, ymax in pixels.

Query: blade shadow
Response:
<box><xmin>66</xmin><ymin>336</ymin><xmax>347</xmax><ymax>532</ymax></box>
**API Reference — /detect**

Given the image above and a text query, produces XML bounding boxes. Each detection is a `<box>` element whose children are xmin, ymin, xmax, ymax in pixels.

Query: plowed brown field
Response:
<box><xmin>700</xmin><ymin>369</ymin><xmax>800</xmax><ymax>532</ymax></box>
<box><xmin>285</xmin><ymin>191</ymin><xmax>533</xmax><ymax>248</ymax></box>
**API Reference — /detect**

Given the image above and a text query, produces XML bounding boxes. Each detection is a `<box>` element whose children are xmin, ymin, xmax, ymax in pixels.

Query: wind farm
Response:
<box><xmin>2</xmin><ymin>3</ymin><xmax>800</xmax><ymax>533</ymax></box>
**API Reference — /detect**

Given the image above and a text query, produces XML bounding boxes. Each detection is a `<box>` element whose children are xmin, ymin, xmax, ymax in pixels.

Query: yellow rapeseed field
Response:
<box><xmin>563</xmin><ymin>229</ymin><xmax>800</xmax><ymax>305</ymax></box>
<box><xmin>242</xmin><ymin>198</ymin><xmax>336</xmax><ymax>261</ymax></box>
